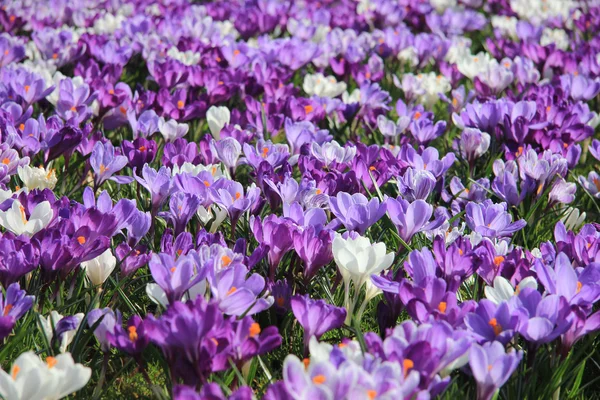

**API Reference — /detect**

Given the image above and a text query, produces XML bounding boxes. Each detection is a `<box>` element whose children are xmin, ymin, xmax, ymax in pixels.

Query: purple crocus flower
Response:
<box><xmin>0</xmin><ymin>233</ymin><xmax>39</xmax><ymax>287</ymax></box>
<box><xmin>148</xmin><ymin>252</ymin><xmax>206</xmax><ymax>304</ymax></box>
<box><xmin>88</xmin><ymin>308</ymin><xmax>117</xmax><ymax>352</ymax></box>
<box><xmin>560</xmin><ymin>74</ymin><xmax>600</xmax><ymax>101</ymax></box>
<box><xmin>410</xmin><ymin>119</ymin><xmax>446</xmax><ymax>145</ymax></box>
<box><xmin>469</xmin><ymin>341</ymin><xmax>523</xmax><ymax>400</ymax></box>
<box><xmin>284</xmin><ymin>117</ymin><xmax>332</xmax><ymax>155</ymax></box>
<box><xmin>209</xmin><ymin>263</ymin><xmax>273</xmax><ymax>316</ymax></box>
<box><xmin>397</xmin><ymin>168</ymin><xmax>437</xmax><ymax>202</ymax></box>
<box><xmin>121</xmin><ymin>137</ymin><xmax>157</xmax><ymax>171</ymax></box>
<box><xmin>160</xmin><ymin>193</ymin><xmax>202</xmax><ymax>236</ymax></box>
<box><xmin>0</xmin><ymin>282</ymin><xmax>34</xmax><ymax>341</ymax></box>
<box><xmin>242</xmin><ymin>140</ymin><xmax>290</xmax><ymax>170</ymax></box>
<box><xmin>534</xmin><ymin>252</ymin><xmax>600</xmax><ymax>309</ymax></box>
<box><xmin>511</xmin><ymin>288</ymin><xmax>573</xmax><ymax>345</ymax></box>
<box><xmin>90</xmin><ymin>141</ymin><xmax>131</xmax><ymax>187</ymax></box>
<box><xmin>127</xmin><ymin>109</ymin><xmax>159</xmax><ymax>138</ymax></box>
<box><xmin>328</xmin><ymin>192</ymin><xmax>386</xmax><ymax>234</ymax></box>
<box><xmin>107</xmin><ymin>315</ymin><xmax>149</xmax><ymax>357</ymax></box>
<box><xmin>465</xmin><ymin>300</ymin><xmax>523</xmax><ymax>345</ymax></box>
<box><xmin>210</xmin><ymin>137</ymin><xmax>242</xmax><ymax>172</ymax></box>
<box><xmin>386</xmin><ymin>198</ymin><xmax>444</xmax><ymax>242</ymax></box>
<box><xmin>135</xmin><ymin>165</ymin><xmax>173</xmax><ymax>215</ymax></box>
<box><xmin>465</xmin><ymin>200</ymin><xmax>526</xmax><ymax>238</ymax></box>
<box><xmin>292</xmin><ymin>227</ymin><xmax>334</xmax><ymax>281</ymax></box>
<box><xmin>250</xmin><ymin>215</ymin><xmax>294</xmax><ymax>276</ymax></box>
<box><xmin>291</xmin><ymin>295</ymin><xmax>346</xmax><ymax>353</ymax></box>
<box><xmin>210</xmin><ymin>179</ymin><xmax>260</xmax><ymax>226</ymax></box>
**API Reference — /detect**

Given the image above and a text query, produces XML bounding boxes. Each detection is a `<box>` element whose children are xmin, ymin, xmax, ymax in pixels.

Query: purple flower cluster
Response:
<box><xmin>0</xmin><ymin>0</ymin><xmax>599</xmax><ymax>398</ymax></box>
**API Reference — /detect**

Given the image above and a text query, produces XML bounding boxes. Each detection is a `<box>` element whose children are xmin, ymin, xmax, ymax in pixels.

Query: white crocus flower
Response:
<box><xmin>39</xmin><ymin>311</ymin><xmax>85</xmax><ymax>354</ymax></box>
<box><xmin>342</xmin><ymin>89</ymin><xmax>361</xmax><ymax>104</ymax></box>
<box><xmin>146</xmin><ymin>283</ymin><xmax>169</xmax><ymax>308</ymax></box>
<box><xmin>17</xmin><ymin>165</ymin><xmax>58</xmax><ymax>191</ymax></box>
<box><xmin>561</xmin><ymin>207</ymin><xmax>586</xmax><ymax>231</ymax></box>
<box><xmin>0</xmin><ymin>199</ymin><xmax>53</xmax><ymax>236</ymax></box>
<box><xmin>333</xmin><ymin>234</ymin><xmax>394</xmax><ymax>323</ymax></box>
<box><xmin>0</xmin><ymin>188</ymin><xmax>12</xmax><ymax>203</ymax></box>
<box><xmin>158</xmin><ymin>118</ymin><xmax>189</xmax><ymax>142</ymax></box>
<box><xmin>197</xmin><ymin>205</ymin><xmax>227</xmax><ymax>233</ymax></box>
<box><xmin>302</xmin><ymin>73</ymin><xmax>347</xmax><ymax>98</ymax></box>
<box><xmin>206</xmin><ymin>106</ymin><xmax>231</xmax><ymax>140</ymax></box>
<box><xmin>0</xmin><ymin>351</ymin><xmax>91</xmax><ymax>400</ymax></box>
<box><xmin>80</xmin><ymin>249</ymin><xmax>116</xmax><ymax>286</ymax></box>
<box><xmin>484</xmin><ymin>276</ymin><xmax>538</xmax><ymax>304</ymax></box>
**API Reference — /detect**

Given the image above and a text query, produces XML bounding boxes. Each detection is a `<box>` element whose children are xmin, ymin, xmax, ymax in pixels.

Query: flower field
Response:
<box><xmin>1</xmin><ymin>0</ymin><xmax>600</xmax><ymax>399</ymax></box>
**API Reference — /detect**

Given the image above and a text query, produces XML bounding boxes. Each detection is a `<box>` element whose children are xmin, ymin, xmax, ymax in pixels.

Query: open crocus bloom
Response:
<box><xmin>0</xmin><ymin>199</ymin><xmax>53</xmax><ymax>236</ymax></box>
<box><xmin>17</xmin><ymin>164</ymin><xmax>57</xmax><ymax>190</ymax></box>
<box><xmin>484</xmin><ymin>276</ymin><xmax>538</xmax><ymax>305</ymax></box>
<box><xmin>0</xmin><ymin>351</ymin><xmax>91</xmax><ymax>400</ymax></box>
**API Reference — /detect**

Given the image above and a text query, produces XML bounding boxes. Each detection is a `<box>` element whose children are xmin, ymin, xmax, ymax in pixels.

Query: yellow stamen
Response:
<box><xmin>46</xmin><ymin>356</ymin><xmax>57</xmax><ymax>368</ymax></box>
<box><xmin>438</xmin><ymin>301</ymin><xmax>447</xmax><ymax>313</ymax></box>
<box><xmin>489</xmin><ymin>318</ymin><xmax>502</xmax><ymax>336</ymax></box>
<box><xmin>249</xmin><ymin>322</ymin><xmax>261</xmax><ymax>337</ymax></box>
<box><xmin>312</xmin><ymin>375</ymin><xmax>326</xmax><ymax>384</ymax></box>
<box><xmin>77</xmin><ymin>236</ymin><xmax>86</xmax><ymax>244</ymax></box>
<box><xmin>128</xmin><ymin>326</ymin><xmax>138</xmax><ymax>341</ymax></box>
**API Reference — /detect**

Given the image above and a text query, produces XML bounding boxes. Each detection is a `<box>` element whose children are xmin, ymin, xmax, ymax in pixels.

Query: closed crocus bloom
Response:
<box><xmin>158</xmin><ymin>117</ymin><xmax>189</xmax><ymax>142</ymax></box>
<box><xmin>469</xmin><ymin>342</ymin><xmax>523</xmax><ymax>400</ymax></box>
<box><xmin>333</xmin><ymin>234</ymin><xmax>394</xmax><ymax>289</ymax></box>
<box><xmin>302</xmin><ymin>73</ymin><xmax>347</xmax><ymax>98</ymax></box>
<box><xmin>39</xmin><ymin>311</ymin><xmax>85</xmax><ymax>354</ymax></box>
<box><xmin>0</xmin><ymin>351</ymin><xmax>91</xmax><ymax>400</ymax></box>
<box><xmin>17</xmin><ymin>164</ymin><xmax>57</xmax><ymax>190</ymax></box>
<box><xmin>81</xmin><ymin>249</ymin><xmax>116</xmax><ymax>286</ymax></box>
<box><xmin>206</xmin><ymin>105</ymin><xmax>230</xmax><ymax>139</ymax></box>
<box><xmin>0</xmin><ymin>199</ymin><xmax>53</xmax><ymax>237</ymax></box>
<box><xmin>210</xmin><ymin>137</ymin><xmax>242</xmax><ymax>171</ymax></box>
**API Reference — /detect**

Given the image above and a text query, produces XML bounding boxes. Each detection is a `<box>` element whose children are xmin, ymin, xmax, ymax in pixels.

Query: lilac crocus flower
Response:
<box><xmin>87</xmin><ymin>308</ymin><xmax>117</xmax><ymax>352</ymax></box>
<box><xmin>209</xmin><ymin>264</ymin><xmax>273</xmax><ymax>316</ymax></box>
<box><xmin>90</xmin><ymin>141</ymin><xmax>131</xmax><ymax>187</ymax></box>
<box><xmin>127</xmin><ymin>109</ymin><xmax>159</xmax><ymax>138</ymax></box>
<box><xmin>465</xmin><ymin>200</ymin><xmax>526</xmax><ymax>238</ymax></box>
<box><xmin>290</xmin><ymin>295</ymin><xmax>346</xmax><ymax>353</ymax></box>
<box><xmin>328</xmin><ymin>192</ymin><xmax>386</xmax><ymax>234</ymax></box>
<box><xmin>511</xmin><ymin>288</ymin><xmax>573</xmax><ymax>345</ymax></box>
<box><xmin>386</xmin><ymin>198</ymin><xmax>444</xmax><ymax>242</ymax></box>
<box><xmin>135</xmin><ymin>165</ymin><xmax>173</xmax><ymax>215</ymax></box>
<box><xmin>397</xmin><ymin>168</ymin><xmax>437</xmax><ymax>202</ymax></box>
<box><xmin>0</xmin><ymin>282</ymin><xmax>34</xmax><ymax>341</ymax></box>
<box><xmin>578</xmin><ymin>171</ymin><xmax>600</xmax><ymax>198</ymax></box>
<box><xmin>410</xmin><ymin>119</ymin><xmax>446</xmax><ymax>145</ymax></box>
<box><xmin>534</xmin><ymin>252</ymin><xmax>600</xmax><ymax>309</ymax></box>
<box><xmin>210</xmin><ymin>137</ymin><xmax>242</xmax><ymax>172</ymax></box>
<box><xmin>469</xmin><ymin>341</ymin><xmax>523</xmax><ymax>400</ymax></box>
<box><xmin>148</xmin><ymin>252</ymin><xmax>206</xmax><ymax>304</ymax></box>
<box><xmin>284</xmin><ymin>117</ymin><xmax>331</xmax><ymax>155</ymax></box>
<box><xmin>310</xmin><ymin>141</ymin><xmax>356</xmax><ymax>167</ymax></box>
<box><xmin>210</xmin><ymin>179</ymin><xmax>261</xmax><ymax>226</ymax></box>
<box><xmin>160</xmin><ymin>193</ymin><xmax>202</xmax><ymax>236</ymax></box>
<box><xmin>455</xmin><ymin>128</ymin><xmax>491</xmax><ymax>164</ymax></box>
<box><xmin>560</xmin><ymin>74</ymin><xmax>600</xmax><ymax>101</ymax></box>
<box><xmin>243</xmin><ymin>140</ymin><xmax>290</xmax><ymax>170</ymax></box>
